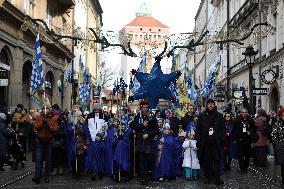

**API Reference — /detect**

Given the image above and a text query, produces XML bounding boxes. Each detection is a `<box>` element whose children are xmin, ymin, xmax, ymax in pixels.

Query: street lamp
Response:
<box><xmin>242</xmin><ymin>46</ymin><xmax>258</xmax><ymax>114</ymax></box>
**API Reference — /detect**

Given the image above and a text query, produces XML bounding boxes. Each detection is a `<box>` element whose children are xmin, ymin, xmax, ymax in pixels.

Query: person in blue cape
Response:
<box><xmin>175</xmin><ymin>126</ymin><xmax>185</xmax><ymax>177</ymax></box>
<box><xmin>65</xmin><ymin>105</ymin><xmax>80</xmax><ymax>169</ymax></box>
<box><xmin>152</xmin><ymin>118</ymin><xmax>165</xmax><ymax>180</ymax></box>
<box><xmin>85</xmin><ymin>106</ymin><xmax>107</xmax><ymax>181</ymax></box>
<box><xmin>105</xmin><ymin>118</ymin><xmax>120</xmax><ymax>177</ymax></box>
<box><xmin>155</xmin><ymin>123</ymin><xmax>177</xmax><ymax>181</ymax></box>
<box><xmin>113</xmin><ymin>124</ymin><xmax>134</xmax><ymax>182</ymax></box>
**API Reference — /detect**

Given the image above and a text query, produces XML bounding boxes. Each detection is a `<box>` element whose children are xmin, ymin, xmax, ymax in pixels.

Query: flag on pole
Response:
<box><xmin>30</xmin><ymin>33</ymin><xmax>45</xmax><ymax>107</ymax></box>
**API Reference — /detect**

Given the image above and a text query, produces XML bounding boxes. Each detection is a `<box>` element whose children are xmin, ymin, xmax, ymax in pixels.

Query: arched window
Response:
<box><xmin>0</xmin><ymin>49</ymin><xmax>10</xmax><ymax>110</ymax></box>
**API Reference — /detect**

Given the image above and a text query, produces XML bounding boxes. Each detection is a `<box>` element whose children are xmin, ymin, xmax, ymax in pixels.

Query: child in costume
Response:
<box><xmin>182</xmin><ymin>130</ymin><xmax>200</xmax><ymax>181</ymax></box>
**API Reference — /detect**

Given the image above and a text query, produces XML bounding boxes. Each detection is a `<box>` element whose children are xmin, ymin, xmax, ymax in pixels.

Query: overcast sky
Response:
<box><xmin>99</xmin><ymin>0</ymin><xmax>201</xmax><ymax>84</ymax></box>
<box><xmin>100</xmin><ymin>0</ymin><xmax>201</xmax><ymax>33</ymax></box>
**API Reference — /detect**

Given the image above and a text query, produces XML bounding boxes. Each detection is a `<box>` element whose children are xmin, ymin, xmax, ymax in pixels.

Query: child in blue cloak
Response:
<box><xmin>175</xmin><ymin>128</ymin><xmax>186</xmax><ymax>177</ymax></box>
<box><xmin>86</xmin><ymin>132</ymin><xmax>106</xmax><ymax>180</ymax></box>
<box><xmin>113</xmin><ymin>123</ymin><xmax>134</xmax><ymax>182</ymax></box>
<box><xmin>156</xmin><ymin>123</ymin><xmax>177</xmax><ymax>181</ymax></box>
<box><xmin>105</xmin><ymin>118</ymin><xmax>120</xmax><ymax>177</ymax></box>
<box><xmin>152</xmin><ymin>118</ymin><xmax>165</xmax><ymax>180</ymax></box>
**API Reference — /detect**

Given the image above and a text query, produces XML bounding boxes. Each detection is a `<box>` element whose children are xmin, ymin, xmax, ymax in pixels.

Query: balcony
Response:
<box><xmin>57</xmin><ymin>0</ymin><xmax>75</xmax><ymax>11</ymax></box>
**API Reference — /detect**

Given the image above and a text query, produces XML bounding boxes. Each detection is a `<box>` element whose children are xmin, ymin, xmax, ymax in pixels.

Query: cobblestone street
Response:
<box><xmin>1</xmin><ymin>158</ymin><xmax>282</xmax><ymax>189</ymax></box>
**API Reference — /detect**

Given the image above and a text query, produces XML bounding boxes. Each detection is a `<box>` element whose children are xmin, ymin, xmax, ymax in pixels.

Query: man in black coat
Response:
<box><xmin>232</xmin><ymin>107</ymin><xmax>256</xmax><ymax>174</ymax></box>
<box><xmin>131</xmin><ymin>100</ymin><xmax>158</xmax><ymax>185</ymax></box>
<box><xmin>180</xmin><ymin>103</ymin><xmax>197</xmax><ymax>132</ymax></box>
<box><xmin>196</xmin><ymin>99</ymin><xmax>225</xmax><ymax>185</ymax></box>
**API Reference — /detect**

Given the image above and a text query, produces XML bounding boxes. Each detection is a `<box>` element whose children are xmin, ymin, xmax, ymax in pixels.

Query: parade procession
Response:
<box><xmin>1</xmin><ymin>0</ymin><xmax>284</xmax><ymax>188</ymax></box>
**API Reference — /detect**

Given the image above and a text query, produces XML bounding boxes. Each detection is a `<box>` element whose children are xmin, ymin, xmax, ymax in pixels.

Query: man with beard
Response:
<box><xmin>131</xmin><ymin>100</ymin><xmax>158</xmax><ymax>185</ymax></box>
<box><xmin>232</xmin><ymin>107</ymin><xmax>256</xmax><ymax>174</ymax></box>
<box><xmin>196</xmin><ymin>99</ymin><xmax>225</xmax><ymax>185</ymax></box>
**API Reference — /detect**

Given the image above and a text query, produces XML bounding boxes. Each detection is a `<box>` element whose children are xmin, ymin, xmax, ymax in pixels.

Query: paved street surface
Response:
<box><xmin>1</xmin><ymin>157</ymin><xmax>283</xmax><ymax>189</ymax></box>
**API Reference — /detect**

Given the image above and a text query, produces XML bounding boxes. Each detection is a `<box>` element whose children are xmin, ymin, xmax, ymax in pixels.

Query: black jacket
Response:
<box><xmin>196</xmin><ymin>108</ymin><xmax>225</xmax><ymax>160</ymax></box>
<box><xmin>131</xmin><ymin>113</ymin><xmax>158</xmax><ymax>153</ymax></box>
<box><xmin>232</xmin><ymin>116</ymin><xmax>256</xmax><ymax>145</ymax></box>
<box><xmin>180</xmin><ymin>113</ymin><xmax>195</xmax><ymax>131</ymax></box>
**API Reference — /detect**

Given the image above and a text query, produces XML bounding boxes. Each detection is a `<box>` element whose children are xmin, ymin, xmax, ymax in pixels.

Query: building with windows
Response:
<box><xmin>72</xmin><ymin>0</ymin><xmax>103</xmax><ymax>105</ymax></box>
<box><xmin>192</xmin><ymin>0</ymin><xmax>284</xmax><ymax>113</ymax></box>
<box><xmin>119</xmin><ymin>1</ymin><xmax>170</xmax><ymax>83</ymax></box>
<box><xmin>0</xmin><ymin>0</ymin><xmax>75</xmax><ymax>111</ymax></box>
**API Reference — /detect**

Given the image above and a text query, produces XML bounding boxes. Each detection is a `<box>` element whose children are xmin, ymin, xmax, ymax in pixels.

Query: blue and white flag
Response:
<box><xmin>30</xmin><ymin>33</ymin><xmax>45</xmax><ymax>107</ymax></box>
<box><xmin>30</xmin><ymin>33</ymin><xmax>44</xmax><ymax>94</ymax></box>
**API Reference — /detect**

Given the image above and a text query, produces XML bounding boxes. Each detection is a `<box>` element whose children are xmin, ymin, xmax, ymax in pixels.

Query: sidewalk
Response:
<box><xmin>0</xmin><ymin>153</ymin><xmax>34</xmax><ymax>188</ymax></box>
<box><xmin>248</xmin><ymin>156</ymin><xmax>282</xmax><ymax>185</ymax></box>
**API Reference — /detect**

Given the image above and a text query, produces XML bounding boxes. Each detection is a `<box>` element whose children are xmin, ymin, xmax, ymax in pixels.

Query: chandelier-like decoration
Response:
<box><xmin>21</xmin><ymin>17</ymin><xmax>275</xmax><ymax>60</ymax></box>
<box><xmin>21</xmin><ymin>18</ymin><xmax>137</xmax><ymax>57</ymax></box>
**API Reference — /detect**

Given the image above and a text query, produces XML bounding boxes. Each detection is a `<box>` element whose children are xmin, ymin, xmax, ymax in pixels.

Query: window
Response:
<box><xmin>23</xmin><ymin>0</ymin><xmax>35</xmax><ymax>16</ymax></box>
<box><xmin>149</xmin><ymin>28</ymin><xmax>152</xmax><ymax>31</ymax></box>
<box><xmin>158</xmin><ymin>29</ymin><xmax>161</xmax><ymax>32</ymax></box>
<box><xmin>140</xmin><ymin>28</ymin><xmax>143</xmax><ymax>31</ymax></box>
<box><xmin>46</xmin><ymin>5</ymin><xmax>54</xmax><ymax>29</ymax></box>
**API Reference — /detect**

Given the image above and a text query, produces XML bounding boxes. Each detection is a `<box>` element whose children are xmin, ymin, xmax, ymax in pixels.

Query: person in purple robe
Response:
<box><xmin>113</xmin><ymin>126</ymin><xmax>134</xmax><ymax>182</ymax></box>
<box><xmin>156</xmin><ymin>123</ymin><xmax>177</xmax><ymax>181</ymax></box>
<box><xmin>105</xmin><ymin>118</ymin><xmax>120</xmax><ymax>177</ymax></box>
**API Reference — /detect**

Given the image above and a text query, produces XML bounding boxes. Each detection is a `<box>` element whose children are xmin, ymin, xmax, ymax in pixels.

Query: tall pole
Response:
<box><xmin>248</xmin><ymin>64</ymin><xmax>254</xmax><ymax>114</ymax></box>
<box><xmin>226</xmin><ymin>0</ymin><xmax>230</xmax><ymax>103</ymax></box>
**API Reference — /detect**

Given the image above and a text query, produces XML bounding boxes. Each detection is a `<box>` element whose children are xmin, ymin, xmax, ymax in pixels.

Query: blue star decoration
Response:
<box><xmin>133</xmin><ymin>57</ymin><xmax>181</xmax><ymax>109</ymax></box>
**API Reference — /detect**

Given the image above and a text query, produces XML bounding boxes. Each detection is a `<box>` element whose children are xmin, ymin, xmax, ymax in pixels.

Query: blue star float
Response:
<box><xmin>133</xmin><ymin>57</ymin><xmax>181</xmax><ymax>109</ymax></box>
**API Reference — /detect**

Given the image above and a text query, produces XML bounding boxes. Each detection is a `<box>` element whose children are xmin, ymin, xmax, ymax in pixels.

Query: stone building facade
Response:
<box><xmin>0</xmin><ymin>0</ymin><xmax>75</xmax><ymax>111</ymax></box>
<box><xmin>190</xmin><ymin>0</ymin><xmax>284</xmax><ymax>113</ymax></box>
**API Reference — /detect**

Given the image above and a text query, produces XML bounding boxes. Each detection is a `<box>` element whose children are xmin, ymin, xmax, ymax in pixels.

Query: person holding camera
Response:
<box><xmin>32</xmin><ymin>104</ymin><xmax>58</xmax><ymax>184</ymax></box>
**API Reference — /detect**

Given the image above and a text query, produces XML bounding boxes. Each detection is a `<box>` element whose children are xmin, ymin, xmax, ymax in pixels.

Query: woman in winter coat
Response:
<box><xmin>254</xmin><ymin>108</ymin><xmax>268</xmax><ymax>167</ymax></box>
<box><xmin>182</xmin><ymin>129</ymin><xmax>200</xmax><ymax>181</ymax></box>
<box><xmin>272</xmin><ymin>108</ymin><xmax>284</xmax><ymax>185</ymax></box>
<box><xmin>223</xmin><ymin>112</ymin><xmax>234</xmax><ymax>171</ymax></box>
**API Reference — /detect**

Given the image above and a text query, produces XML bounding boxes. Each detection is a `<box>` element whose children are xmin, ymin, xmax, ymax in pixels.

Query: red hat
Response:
<box><xmin>140</xmin><ymin>99</ymin><xmax>149</xmax><ymax>107</ymax></box>
<box><xmin>278</xmin><ymin>108</ymin><xmax>284</xmax><ymax>117</ymax></box>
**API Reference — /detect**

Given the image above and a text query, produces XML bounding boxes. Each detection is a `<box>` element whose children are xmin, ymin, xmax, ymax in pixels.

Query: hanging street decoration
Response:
<box><xmin>132</xmin><ymin>57</ymin><xmax>181</xmax><ymax>109</ymax></box>
<box><xmin>261</xmin><ymin>69</ymin><xmax>277</xmax><ymax>85</ymax></box>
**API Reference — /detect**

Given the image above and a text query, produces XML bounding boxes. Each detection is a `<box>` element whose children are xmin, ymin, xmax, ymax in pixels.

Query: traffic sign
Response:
<box><xmin>253</xmin><ymin>88</ymin><xmax>268</xmax><ymax>95</ymax></box>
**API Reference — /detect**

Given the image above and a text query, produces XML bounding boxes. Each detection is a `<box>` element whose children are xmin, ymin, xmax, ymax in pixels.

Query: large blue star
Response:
<box><xmin>133</xmin><ymin>59</ymin><xmax>179</xmax><ymax>109</ymax></box>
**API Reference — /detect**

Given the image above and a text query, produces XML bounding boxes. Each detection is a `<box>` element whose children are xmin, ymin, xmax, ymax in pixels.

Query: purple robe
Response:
<box><xmin>158</xmin><ymin>135</ymin><xmax>177</xmax><ymax>179</ymax></box>
<box><xmin>114</xmin><ymin>128</ymin><xmax>133</xmax><ymax>172</ymax></box>
<box><xmin>105</xmin><ymin>126</ymin><xmax>119</xmax><ymax>176</ymax></box>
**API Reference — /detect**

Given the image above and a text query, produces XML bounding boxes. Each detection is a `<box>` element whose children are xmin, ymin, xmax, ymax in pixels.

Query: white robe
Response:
<box><xmin>87</xmin><ymin>114</ymin><xmax>105</xmax><ymax>142</ymax></box>
<box><xmin>182</xmin><ymin>139</ymin><xmax>200</xmax><ymax>169</ymax></box>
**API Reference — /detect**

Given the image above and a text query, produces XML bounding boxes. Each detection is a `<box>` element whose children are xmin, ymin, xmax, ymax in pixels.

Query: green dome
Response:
<box><xmin>136</xmin><ymin>1</ymin><xmax>152</xmax><ymax>17</ymax></box>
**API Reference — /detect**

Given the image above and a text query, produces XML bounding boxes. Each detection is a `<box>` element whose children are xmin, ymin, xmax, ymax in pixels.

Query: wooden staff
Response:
<box><xmin>133</xmin><ymin>135</ymin><xmax>136</xmax><ymax>177</ymax></box>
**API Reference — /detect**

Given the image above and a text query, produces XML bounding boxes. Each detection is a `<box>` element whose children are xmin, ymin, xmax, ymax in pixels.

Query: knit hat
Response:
<box><xmin>206</xmin><ymin>98</ymin><xmax>215</xmax><ymax>105</ymax></box>
<box><xmin>140</xmin><ymin>99</ymin><xmax>149</xmax><ymax>107</ymax></box>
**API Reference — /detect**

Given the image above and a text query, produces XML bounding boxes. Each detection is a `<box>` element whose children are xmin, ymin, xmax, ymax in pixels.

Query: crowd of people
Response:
<box><xmin>0</xmin><ymin>99</ymin><xmax>284</xmax><ymax>186</ymax></box>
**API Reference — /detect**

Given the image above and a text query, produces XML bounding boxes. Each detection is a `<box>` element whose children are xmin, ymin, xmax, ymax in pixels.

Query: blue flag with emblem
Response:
<box><xmin>30</xmin><ymin>33</ymin><xmax>45</xmax><ymax>106</ymax></box>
